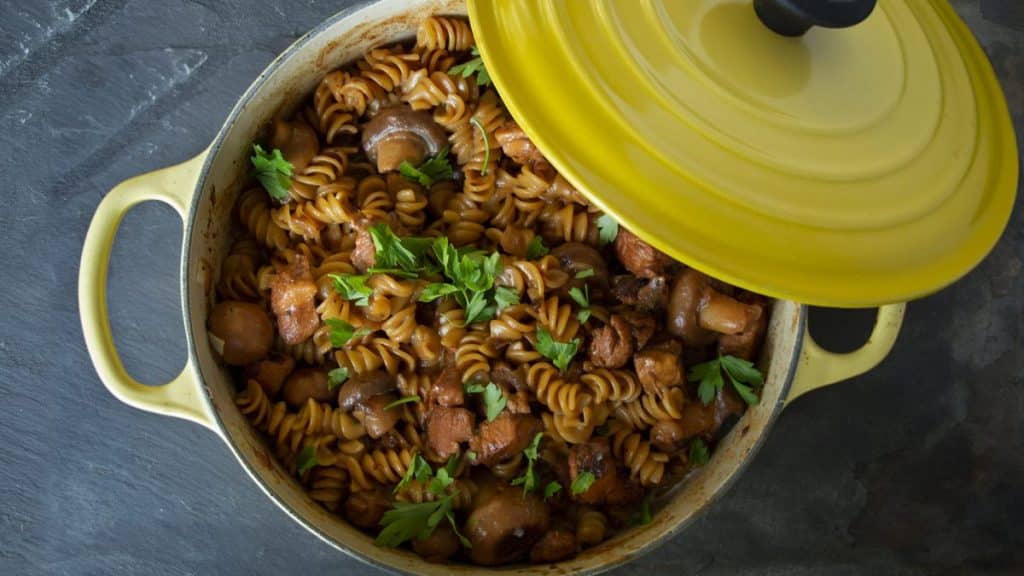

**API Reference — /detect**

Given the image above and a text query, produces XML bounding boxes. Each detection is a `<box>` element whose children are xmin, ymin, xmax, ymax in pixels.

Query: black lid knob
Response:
<box><xmin>754</xmin><ymin>0</ymin><xmax>877</xmax><ymax>37</ymax></box>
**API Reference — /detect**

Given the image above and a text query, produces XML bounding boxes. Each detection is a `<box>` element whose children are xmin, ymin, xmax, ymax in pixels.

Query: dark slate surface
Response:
<box><xmin>0</xmin><ymin>1</ymin><xmax>1021</xmax><ymax>574</ymax></box>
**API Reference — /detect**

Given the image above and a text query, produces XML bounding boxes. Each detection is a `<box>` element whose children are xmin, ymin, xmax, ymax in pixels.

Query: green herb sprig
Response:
<box><xmin>687</xmin><ymin>354</ymin><xmax>763</xmax><ymax>406</ymax></box>
<box><xmin>447</xmin><ymin>46</ymin><xmax>491</xmax><ymax>87</ymax></box>
<box><xmin>326</xmin><ymin>318</ymin><xmax>371</xmax><ymax>348</ymax></box>
<box><xmin>399</xmin><ymin>147</ymin><xmax>453</xmax><ymax>188</ymax></box>
<box><xmin>251</xmin><ymin>144</ymin><xmax>293</xmax><ymax>202</ymax></box>
<box><xmin>535</xmin><ymin>327</ymin><xmax>580</xmax><ymax>373</ymax></box>
<box><xmin>596</xmin><ymin>214</ymin><xmax>619</xmax><ymax>246</ymax></box>
<box><xmin>510</xmin><ymin>432</ymin><xmax>544</xmax><ymax>495</ymax></box>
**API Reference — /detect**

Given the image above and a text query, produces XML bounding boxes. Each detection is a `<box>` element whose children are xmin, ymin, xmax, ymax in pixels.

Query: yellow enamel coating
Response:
<box><xmin>469</xmin><ymin>0</ymin><xmax>1018</xmax><ymax>307</ymax></box>
<box><xmin>78</xmin><ymin>151</ymin><xmax>218</xmax><ymax>432</ymax></box>
<box><xmin>787</xmin><ymin>303</ymin><xmax>906</xmax><ymax>404</ymax></box>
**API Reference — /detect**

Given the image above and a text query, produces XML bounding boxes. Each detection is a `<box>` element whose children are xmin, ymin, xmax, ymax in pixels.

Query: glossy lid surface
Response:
<box><xmin>469</xmin><ymin>0</ymin><xmax>1018</xmax><ymax>306</ymax></box>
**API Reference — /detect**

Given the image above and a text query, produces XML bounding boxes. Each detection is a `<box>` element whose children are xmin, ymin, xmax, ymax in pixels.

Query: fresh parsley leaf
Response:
<box><xmin>250</xmin><ymin>144</ymin><xmax>292</xmax><ymax>202</ymax></box>
<box><xmin>428</xmin><ymin>467</ymin><xmax>454</xmax><ymax>496</ymax></box>
<box><xmin>447</xmin><ymin>512</ymin><xmax>472</xmax><ymax>548</ymax></box>
<box><xmin>510</xmin><ymin>432</ymin><xmax>544</xmax><ymax>495</ymax></box>
<box><xmin>375</xmin><ymin>494</ymin><xmax>455</xmax><ymax>547</ymax></box>
<box><xmin>543</xmin><ymin>481</ymin><xmax>562</xmax><ymax>501</ymax></box>
<box><xmin>569</xmin><ymin>285</ymin><xmax>592</xmax><ymax>323</ymax></box>
<box><xmin>525</xmin><ymin>236</ymin><xmax>549</xmax><ymax>260</ymax></box>
<box><xmin>574</xmin><ymin>268</ymin><xmax>595</xmax><ymax>279</ymax></box>
<box><xmin>731</xmin><ymin>381</ymin><xmax>760</xmax><ymax>406</ymax></box>
<box><xmin>394</xmin><ymin>453</ymin><xmax>433</xmax><ymax>495</ymax></box>
<box><xmin>447</xmin><ymin>46</ymin><xmax>491</xmax><ymax>87</ymax></box>
<box><xmin>330</xmin><ymin>273</ymin><xmax>372</xmax><ymax>306</ymax></box>
<box><xmin>469</xmin><ymin>117</ymin><xmax>490</xmax><ymax>176</ymax></box>
<box><xmin>720</xmin><ymin>355</ymin><xmax>765</xmax><ymax>387</ymax></box>
<box><xmin>326</xmin><ymin>318</ymin><xmax>371</xmax><ymax>348</ymax></box>
<box><xmin>482</xmin><ymin>382</ymin><xmax>507</xmax><ymax>422</ymax></box>
<box><xmin>384</xmin><ymin>395</ymin><xmax>421</xmax><ymax>411</ymax></box>
<box><xmin>570</xmin><ymin>471</ymin><xmax>596</xmax><ymax>495</ymax></box>
<box><xmin>535</xmin><ymin>327</ymin><xmax>580</xmax><ymax>373</ymax></box>
<box><xmin>568</xmin><ymin>286</ymin><xmax>589</xmax><ymax>308</ymax></box>
<box><xmin>687</xmin><ymin>355</ymin><xmax>763</xmax><ymax>406</ymax></box>
<box><xmin>494</xmin><ymin>286</ymin><xmax>520</xmax><ymax>312</ymax></box>
<box><xmin>466</xmin><ymin>450</ymin><xmax>477</xmax><ymax>462</ymax></box>
<box><xmin>443</xmin><ymin>454</ymin><xmax>461</xmax><ymax>477</ymax></box>
<box><xmin>596</xmin><ymin>214</ymin><xmax>619</xmax><ymax>246</ymax></box>
<box><xmin>634</xmin><ymin>495</ymin><xmax>652</xmax><ymax>526</ymax></box>
<box><xmin>689</xmin><ymin>439</ymin><xmax>710</xmax><ymax>467</ymax></box>
<box><xmin>366</xmin><ymin>267</ymin><xmax>420</xmax><ymax>279</ymax></box>
<box><xmin>398</xmin><ymin>146</ymin><xmax>453</xmax><ymax>188</ymax></box>
<box><xmin>464</xmin><ymin>382</ymin><xmax>486</xmax><ymax>394</ymax></box>
<box><xmin>327</xmin><ymin>367</ymin><xmax>349</xmax><ymax>391</ymax></box>
<box><xmin>296</xmin><ymin>445</ymin><xmax>318</xmax><ymax>475</ymax></box>
<box><xmin>419</xmin><ymin>283</ymin><xmax>460</xmax><ymax>303</ymax></box>
<box><xmin>463</xmin><ymin>290</ymin><xmax>495</xmax><ymax>325</ymax></box>
<box><xmin>430</xmin><ymin>237</ymin><xmax>502</xmax><ymax>324</ymax></box>
<box><xmin>369</xmin><ymin>224</ymin><xmax>431</xmax><ymax>273</ymax></box>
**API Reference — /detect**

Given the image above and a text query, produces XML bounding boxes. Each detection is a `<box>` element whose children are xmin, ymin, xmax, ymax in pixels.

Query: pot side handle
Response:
<box><xmin>79</xmin><ymin>150</ymin><xmax>218</xmax><ymax>432</ymax></box>
<box><xmin>786</xmin><ymin>303</ymin><xmax>905</xmax><ymax>404</ymax></box>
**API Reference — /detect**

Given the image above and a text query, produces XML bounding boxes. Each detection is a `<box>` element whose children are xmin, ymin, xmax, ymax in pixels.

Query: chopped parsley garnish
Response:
<box><xmin>596</xmin><ymin>214</ymin><xmax>619</xmax><ymax>246</ymax></box>
<box><xmin>510</xmin><ymin>432</ymin><xmax>544</xmax><ymax>495</ymax></box>
<box><xmin>482</xmin><ymin>382</ymin><xmax>506</xmax><ymax>422</ymax></box>
<box><xmin>689</xmin><ymin>439</ymin><xmax>710</xmax><ymax>467</ymax></box>
<box><xmin>494</xmin><ymin>286</ymin><xmax>520</xmax><ymax>312</ymax></box>
<box><xmin>464</xmin><ymin>382</ymin><xmax>486</xmax><ymax>394</ymax></box>
<box><xmin>368</xmin><ymin>224</ymin><xmax>432</xmax><ymax>273</ymax></box>
<box><xmin>568</xmin><ymin>285</ymin><xmax>591</xmax><ymax>324</ymax></box>
<box><xmin>327</xmin><ymin>367</ymin><xmax>349</xmax><ymax>391</ymax></box>
<box><xmin>543</xmin><ymin>481</ymin><xmax>562</xmax><ymax>501</ymax></box>
<box><xmin>633</xmin><ymin>495</ymin><xmax>652</xmax><ymax>526</ymax></box>
<box><xmin>384</xmin><ymin>395</ymin><xmax>421</xmax><ymax>411</ymax></box>
<box><xmin>447</xmin><ymin>46</ymin><xmax>491</xmax><ymax>87</ymax></box>
<box><xmin>687</xmin><ymin>354</ymin><xmax>763</xmax><ymax>406</ymax></box>
<box><xmin>570</xmin><ymin>471</ymin><xmax>596</xmax><ymax>496</ymax></box>
<box><xmin>420</xmin><ymin>237</ymin><xmax>502</xmax><ymax>325</ymax></box>
<box><xmin>398</xmin><ymin>146</ymin><xmax>453</xmax><ymax>188</ymax></box>
<box><xmin>379</xmin><ymin>454</ymin><xmax>471</xmax><ymax>549</ymax></box>
<box><xmin>250</xmin><ymin>144</ymin><xmax>292</xmax><ymax>202</ymax></box>
<box><xmin>525</xmin><ymin>236</ymin><xmax>549</xmax><ymax>260</ymax></box>
<box><xmin>535</xmin><ymin>327</ymin><xmax>580</xmax><ymax>373</ymax></box>
<box><xmin>325</xmin><ymin>318</ymin><xmax>371</xmax><ymax>348</ymax></box>
<box><xmin>574</xmin><ymin>268</ymin><xmax>595</xmax><ymax>279</ymax></box>
<box><xmin>296</xmin><ymin>445</ymin><xmax>318</xmax><ymax>475</ymax></box>
<box><xmin>330</xmin><ymin>273</ymin><xmax>372</xmax><ymax>306</ymax></box>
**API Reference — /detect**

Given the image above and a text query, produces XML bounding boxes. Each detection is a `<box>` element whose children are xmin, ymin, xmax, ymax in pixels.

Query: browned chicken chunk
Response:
<box><xmin>270</xmin><ymin>256</ymin><xmax>319</xmax><ymax>345</ymax></box>
<box><xmin>245</xmin><ymin>353</ymin><xmax>295</xmax><ymax>399</ymax></box>
<box><xmin>569</xmin><ymin>439</ymin><xmax>642</xmax><ymax>506</ymax></box>
<box><xmin>494</xmin><ymin>120</ymin><xmax>547</xmax><ymax>168</ymax></box>
<box><xmin>611</xmin><ymin>274</ymin><xmax>669</xmax><ymax>311</ymax></box>
<box><xmin>469</xmin><ymin>413</ymin><xmax>543</xmax><ymax>466</ymax></box>
<box><xmin>428</xmin><ymin>365</ymin><xmax>464</xmax><ymax>407</ymax></box>
<box><xmin>634</xmin><ymin>342</ymin><xmax>684</xmax><ymax>395</ymax></box>
<box><xmin>426</xmin><ymin>406</ymin><xmax>475</xmax><ymax>461</ymax></box>
<box><xmin>588</xmin><ymin>315</ymin><xmax>634</xmax><ymax>369</ymax></box>
<box><xmin>350</xmin><ymin>221</ymin><xmax>376</xmax><ymax>272</ymax></box>
<box><xmin>614</xmin><ymin>227</ymin><xmax>674</xmax><ymax>279</ymax></box>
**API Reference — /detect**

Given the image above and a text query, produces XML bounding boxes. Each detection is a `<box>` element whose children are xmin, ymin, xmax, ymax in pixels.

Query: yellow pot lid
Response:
<box><xmin>468</xmin><ymin>0</ymin><xmax>1018</xmax><ymax>306</ymax></box>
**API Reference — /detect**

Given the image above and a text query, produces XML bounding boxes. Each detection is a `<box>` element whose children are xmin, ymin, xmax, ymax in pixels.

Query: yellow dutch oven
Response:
<box><xmin>77</xmin><ymin>0</ymin><xmax>1014</xmax><ymax>574</ymax></box>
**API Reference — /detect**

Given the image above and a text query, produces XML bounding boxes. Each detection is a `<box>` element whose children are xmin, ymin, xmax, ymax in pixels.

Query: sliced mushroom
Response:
<box><xmin>698</xmin><ymin>289</ymin><xmax>760</xmax><ymax>335</ymax></box>
<box><xmin>666</xmin><ymin>268</ymin><xmax>717</xmax><ymax>347</ymax></box>
<box><xmin>337</xmin><ymin>371</ymin><xmax>397</xmax><ymax>412</ymax></box>
<box><xmin>361</xmin><ymin>104</ymin><xmax>447</xmax><ymax>172</ymax></box>
<box><xmin>550</xmin><ymin>242</ymin><xmax>609</xmax><ymax>299</ymax></box>
<box><xmin>530</xmin><ymin>529</ymin><xmax>578</xmax><ymax>564</ymax></box>
<box><xmin>354</xmin><ymin>393</ymin><xmax>402</xmax><ymax>439</ymax></box>
<box><xmin>718</xmin><ymin>296</ymin><xmax>769</xmax><ymax>360</ymax></box>
<box><xmin>494</xmin><ymin>119</ymin><xmax>547</xmax><ymax>168</ymax></box>
<box><xmin>413</xmin><ymin>522</ymin><xmax>461</xmax><ymax>563</ymax></box>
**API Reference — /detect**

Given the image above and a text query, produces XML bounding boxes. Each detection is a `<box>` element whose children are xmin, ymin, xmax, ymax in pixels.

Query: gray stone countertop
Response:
<box><xmin>1</xmin><ymin>1</ymin><xmax>1021</xmax><ymax>574</ymax></box>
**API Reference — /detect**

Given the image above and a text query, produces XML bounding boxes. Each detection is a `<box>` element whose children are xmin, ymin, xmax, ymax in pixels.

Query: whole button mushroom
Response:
<box><xmin>361</xmin><ymin>104</ymin><xmax>448</xmax><ymax>173</ymax></box>
<box><xmin>281</xmin><ymin>367</ymin><xmax>334</xmax><ymax>408</ymax></box>
<box><xmin>465</xmin><ymin>487</ymin><xmax>551</xmax><ymax>565</ymax></box>
<box><xmin>208</xmin><ymin>301</ymin><xmax>273</xmax><ymax>365</ymax></box>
